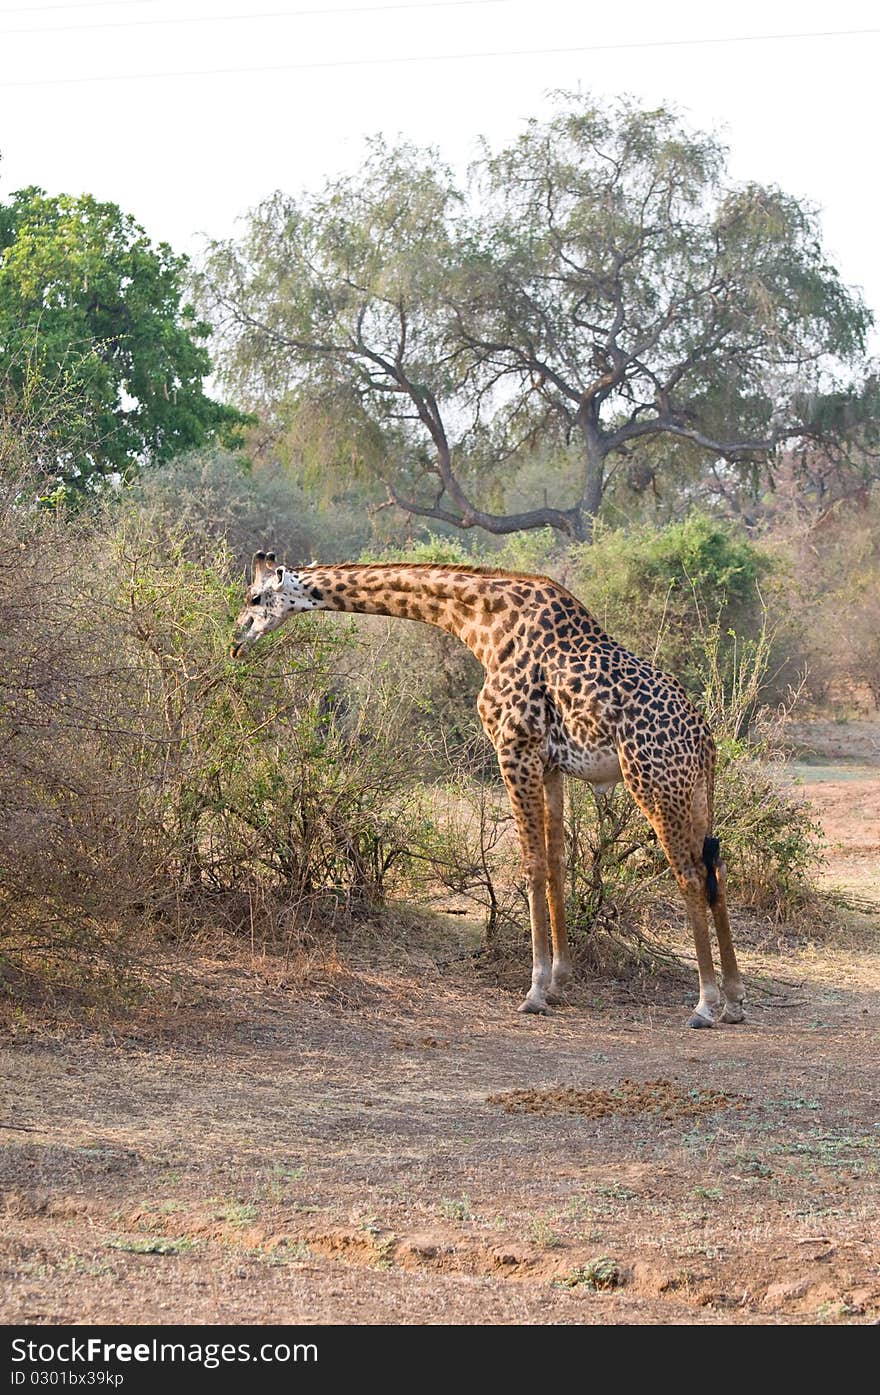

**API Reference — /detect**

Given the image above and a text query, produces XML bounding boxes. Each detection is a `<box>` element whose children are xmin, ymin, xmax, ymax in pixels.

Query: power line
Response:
<box><xmin>1</xmin><ymin>0</ymin><xmax>508</xmax><ymax>38</ymax></box>
<box><xmin>1</xmin><ymin>24</ymin><xmax>878</xmax><ymax>88</ymax></box>
<box><xmin>0</xmin><ymin>0</ymin><xmax>157</xmax><ymax>12</ymax></box>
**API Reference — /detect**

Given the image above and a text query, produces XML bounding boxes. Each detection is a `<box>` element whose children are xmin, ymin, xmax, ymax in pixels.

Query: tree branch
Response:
<box><xmin>383</xmin><ymin>479</ymin><xmax>582</xmax><ymax>537</ymax></box>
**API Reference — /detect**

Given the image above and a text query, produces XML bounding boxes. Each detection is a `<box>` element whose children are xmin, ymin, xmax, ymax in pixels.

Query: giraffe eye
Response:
<box><xmin>250</xmin><ymin>593</ymin><xmax>264</xmax><ymax>607</ymax></box>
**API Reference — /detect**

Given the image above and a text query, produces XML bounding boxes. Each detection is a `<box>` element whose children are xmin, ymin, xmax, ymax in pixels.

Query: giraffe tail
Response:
<box><xmin>702</xmin><ymin>836</ymin><xmax>721</xmax><ymax>906</ymax></box>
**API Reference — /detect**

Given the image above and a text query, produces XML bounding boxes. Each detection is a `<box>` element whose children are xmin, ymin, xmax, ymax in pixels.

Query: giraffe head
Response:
<box><xmin>230</xmin><ymin>551</ymin><xmax>325</xmax><ymax>658</ymax></box>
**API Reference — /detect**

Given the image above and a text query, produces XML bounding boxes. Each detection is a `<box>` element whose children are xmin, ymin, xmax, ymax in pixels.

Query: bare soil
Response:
<box><xmin>787</xmin><ymin>716</ymin><xmax>880</xmax><ymax>906</ymax></box>
<box><xmin>2</xmin><ymin>723</ymin><xmax>879</xmax><ymax>1326</ymax></box>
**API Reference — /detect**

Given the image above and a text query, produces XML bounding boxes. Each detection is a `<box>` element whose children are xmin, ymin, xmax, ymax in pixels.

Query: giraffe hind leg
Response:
<box><xmin>619</xmin><ymin>739</ymin><xmax>744</xmax><ymax>1028</ymax></box>
<box><xmin>705</xmin><ymin>849</ymin><xmax>745</xmax><ymax>1023</ymax></box>
<box><xmin>623</xmin><ymin>782</ymin><xmax>721</xmax><ymax>1027</ymax></box>
<box><xmin>693</xmin><ymin>814</ymin><xmax>745</xmax><ymax>1023</ymax></box>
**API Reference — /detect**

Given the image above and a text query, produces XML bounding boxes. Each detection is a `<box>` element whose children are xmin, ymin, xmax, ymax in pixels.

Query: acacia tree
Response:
<box><xmin>0</xmin><ymin>187</ymin><xmax>242</xmax><ymax>492</ymax></box>
<box><xmin>203</xmin><ymin>97</ymin><xmax>873</xmax><ymax>540</ymax></box>
<box><xmin>201</xmin><ymin>144</ymin><xmax>479</xmax><ymax>520</ymax></box>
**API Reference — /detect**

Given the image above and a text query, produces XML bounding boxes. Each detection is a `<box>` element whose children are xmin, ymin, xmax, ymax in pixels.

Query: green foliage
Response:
<box><xmin>201</xmin><ymin>139</ymin><xmax>457</xmax><ymax>424</ymax></box>
<box><xmin>0</xmin><ymin>187</ymin><xmax>243</xmax><ymax>492</ymax></box>
<box><xmin>113</xmin><ymin>526</ymin><xmax>431</xmax><ymax>918</ymax></box>
<box><xmin>714</xmin><ymin>754</ymin><xmax>822</xmax><ymax>914</ymax></box>
<box><xmin>202</xmin><ymin>95</ymin><xmax>872</xmax><ymax>540</ymax></box>
<box><xmin>126</xmin><ymin>447</ymin><xmax>316</xmax><ymax>569</ymax></box>
<box><xmin>568</xmin><ymin>513</ymin><xmax>771</xmax><ymax>695</ymax></box>
<box><xmin>492</xmin><ymin>527</ymin><xmax>562</xmax><ymax>575</ymax></box>
<box><xmin>557</xmin><ymin>1258</ymin><xmax>621</xmax><ymax>1290</ymax></box>
<box><xmin>0</xmin><ymin>506</ymin><xmax>441</xmax><ymax>981</ymax></box>
<box><xmin>360</xmin><ymin>532</ymin><xmax>475</xmax><ymax>566</ymax></box>
<box><xmin>0</xmin><ymin>351</ymin><xmax>94</xmax><ymax>492</ymax></box>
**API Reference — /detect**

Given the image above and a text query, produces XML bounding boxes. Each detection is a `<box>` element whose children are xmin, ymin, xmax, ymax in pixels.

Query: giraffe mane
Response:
<box><xmin>299</xmin><ymin>561</ymin><xmax>567</xmax><ymax>585</ymax></box>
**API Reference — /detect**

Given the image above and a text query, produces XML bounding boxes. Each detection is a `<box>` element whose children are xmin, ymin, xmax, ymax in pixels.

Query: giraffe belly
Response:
<box><xmin>549</xmin><ymin>740</ymin><xmax>622</xmax><ymax>788</ymax></box>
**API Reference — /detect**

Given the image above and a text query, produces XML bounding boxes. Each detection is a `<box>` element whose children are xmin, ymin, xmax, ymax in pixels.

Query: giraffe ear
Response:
<box><xmin>252</xmin><ymin>551</ymin><xmax>277</xmax><ymax>587</ymax></box>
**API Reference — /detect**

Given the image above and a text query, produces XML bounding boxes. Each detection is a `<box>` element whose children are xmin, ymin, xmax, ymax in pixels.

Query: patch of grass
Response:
<box><xmin>16</xmin><ymin>1261</ymin><xmax>57</xmax><ymax>1281</ymax></box>
<box><xmin>788</xmin><ymin>1202</ymin><xmax>840</xmax><ymax>1219</ymax></box>
<box><xmin>777</xmin><ymin>1093</ymin><xmax>821</xmax><ymax>1111</ymax></box>
<box><xmin>555</xmin><ymin>1257</ymin><xmax>621</xmax><ymax>1291</ymax></box>
<box><xmin>817</xmin><ymin>1299</ymin><xmax>862</xmax><ymax>1321</ymax></box>
<box><xmin>372</xmin><ymin>1234</ymin><xmax>397</xmax><ymax>1270</ymax></box>
<box><xmin>59</xmin><ymin>1254</ymin><xmax>114</xmax><ymax>1277</ymax></box>
<box><xmin>263</xmin><ymin>1165</ymin><xmax>305</xmax><ymax>1201</ymax></box>
<box><xmin>357</xmin><ymin>1217</ymin><xmax>397</xmax><ymax>1267</ymax></box>
<box><xmin>691</xmin><ymin>1186</ymin><xmax>724</xmax><ymax>1201</ymax></box>
<box><xmin>771</xmin><ymin>1132</ymin><xmax>880</xmax><ymax>1173</ymax></box>
<box><xmin>730</xmin><ymin>1151</ymin><xmax>774</xmax><ymax>1178</ymax></box>
<box><xmin>211</xmin><ymin>1202</ymin><xmax>259</xmax><ymax>1226</ymax></box>
<box><xmin>259</xmin><ymin>1241</ymin><xmax>311</xmax><ymax>1266</ymax></box>
<box><xmin>593</xmin><ymin>1182</ymin><xmax>637</xmax><ymax>1203</ymax></box>
<box><xmin>439</xmin><ymin>1196</ymin><xmax>472</xmax><ymax>1222</ymax></box>
<box><xmin>105</xmin><ymin>1236</ymin><xmax>197</xmax><ymax>1255</ymax></box>
<box><xmin>562</xmin><ymin>1196</ymin><xmax>597</xmax><ymax>1222</ymax></box>
<box><xmin>527</xmin><ymin>1217</ymin><xmax>563</xmax><ymax>1249</ymax></box>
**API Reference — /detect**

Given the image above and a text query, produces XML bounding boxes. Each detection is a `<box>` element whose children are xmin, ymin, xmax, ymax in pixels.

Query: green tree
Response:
<box><xmin>203</xmin><ymin>95</ymin><xmax>872</xmax><ymax>540</ymax></box>
<box><xmin>0</xmin><ymin>187</ymin><xmax>242</xmax><ymax>491</ymax></box>
<box><xmin>567</xmin><ymin>513</ymin><xmax>771</xmax><ymax>694</ymax></box>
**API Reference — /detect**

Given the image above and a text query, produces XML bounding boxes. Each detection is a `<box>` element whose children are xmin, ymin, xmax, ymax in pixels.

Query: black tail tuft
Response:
<box><xmin>702</xmin><ymin>835</ymin><xmax>721</xmax><ymax>906</ymax></box>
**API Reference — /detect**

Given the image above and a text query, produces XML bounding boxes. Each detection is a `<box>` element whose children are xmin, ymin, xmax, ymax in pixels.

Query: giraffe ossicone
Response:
<box><xmin>232</xmin><ymin>555</ymin><xmax>745</xmax><ymax>1030</ymax></box>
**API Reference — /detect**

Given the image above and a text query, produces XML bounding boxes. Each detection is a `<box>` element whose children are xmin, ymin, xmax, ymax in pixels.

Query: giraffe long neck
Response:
<box><xmin>301</xmin><ymin>564</ymin><xmax>516</xmax><ymax>665</ymax></box>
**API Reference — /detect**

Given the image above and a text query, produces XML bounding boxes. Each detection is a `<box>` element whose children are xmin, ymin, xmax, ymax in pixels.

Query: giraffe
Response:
<box><xmin>232</xmin><ymin>553</ymin><xmax>745</xmax><ymax>1029</ymax></box>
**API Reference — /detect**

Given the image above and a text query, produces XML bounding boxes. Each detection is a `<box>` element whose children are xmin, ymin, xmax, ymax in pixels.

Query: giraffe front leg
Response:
<box><xmin>521</xmin><ymin>864</ymin><xmax>552</xmax><ymax>1015</ymax></box>
<box><xmin>496</xmin><ymin>744</ymin><xmax>553</xmax><ymax>1015</ymax></box>
<box><xmin>543</xmin><ymin>767</ymin><xmax>572</xmax><ymax>1005</ymax></box>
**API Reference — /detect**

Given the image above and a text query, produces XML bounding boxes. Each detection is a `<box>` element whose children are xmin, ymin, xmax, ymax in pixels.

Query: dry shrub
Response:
<box><xmin>126</xmin><ymin>447</ymin><xmax>314</xmax><ymax>570</ymax></box>
<box><xmin>562</xmin><ymin>782</ymin><xmax>672</xmax><ymax>970</ymax></box>
<box><xmin>0</xmin><ymin>502</ymin><xmax>432</xmax><ymax>1003</ymax></box>
<box><xmin>566</xmin><ymin>514</ymin><xmax>772</xmax><ymax>698</ymax></box>
<box><xmin>700</xmin><ymin>610</ymin><xmax>824</xmax><ymax>916</ymax></box>
<box><xmin>0</xmin><ymin>511</ymin><xmax>154</xmax><ymax>1001</ymax></box>
<box><xmin>764</xmin><ymin>493</ymin><xmax>880</xmax><ymax>710</ymax></box>
<box><xmin>410</xmin><ymin>753</ymin><xmax>523</xmax><ymax>944</ymax></box>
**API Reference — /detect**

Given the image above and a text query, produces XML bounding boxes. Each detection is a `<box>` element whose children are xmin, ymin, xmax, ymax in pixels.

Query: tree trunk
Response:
<box><xmin>575</xmin><ymin>420</ymin><xmax>606</xmax><ymax>540</ymax></box>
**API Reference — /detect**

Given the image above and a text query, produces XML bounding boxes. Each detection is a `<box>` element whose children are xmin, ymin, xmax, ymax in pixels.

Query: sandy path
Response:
<box><xmin>2</xmin><ymin>729</ymin><xmax>879</xmax><ymax>1326</ymax></box>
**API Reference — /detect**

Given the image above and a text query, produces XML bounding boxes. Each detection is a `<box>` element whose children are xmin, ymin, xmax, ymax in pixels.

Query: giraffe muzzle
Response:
<box><xmin>230</xmin><ymin>616</ymin><xmax>255</xmax><ymax>659</ymax></box>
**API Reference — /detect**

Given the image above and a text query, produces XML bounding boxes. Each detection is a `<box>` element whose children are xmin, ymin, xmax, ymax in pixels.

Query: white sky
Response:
<box><xmin>0</xmin><ymin>0</ymin><xmax>878</xmax><ymax>345</ymax></box>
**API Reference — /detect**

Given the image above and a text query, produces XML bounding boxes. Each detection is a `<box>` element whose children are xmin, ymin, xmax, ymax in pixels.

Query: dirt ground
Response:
<box><xmin>2</xmin><ymin>723</ymin><xmax>879</xmax><ymax>1326</ymax></box>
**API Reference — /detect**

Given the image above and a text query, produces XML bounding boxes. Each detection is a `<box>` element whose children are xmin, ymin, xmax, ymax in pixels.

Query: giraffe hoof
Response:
<box><xmin>545</xmin><ymin>990</ymin><xmax>568</xmax><ymax>1007</ymax></box>
<box><xmin>518</xmin><ymin>998</ymin><xmax>549</xmax><ymax>1016</ymax></box>
<box><xmin>720</xmin><ymin>1003</ymin><xmax>746</xmax><ymax>1024</ymax></box>
<box><xmin>686</xmin><ymin>1011</ymin><xmax>716</xmax><ymax>1029</ymax></box>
